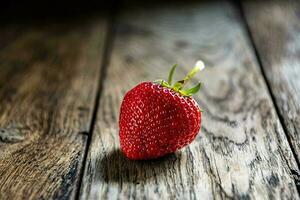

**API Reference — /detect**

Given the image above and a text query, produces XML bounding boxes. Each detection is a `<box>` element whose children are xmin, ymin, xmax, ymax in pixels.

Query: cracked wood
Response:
<box><xmin>79</xmin><ymin>1</ymin><xmax>300</xmax><ymax>199</ymax></box>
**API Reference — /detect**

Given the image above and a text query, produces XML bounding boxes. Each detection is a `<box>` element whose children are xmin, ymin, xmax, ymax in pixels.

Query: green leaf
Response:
<box><xmin>181</xmin><ymin>82</ymin><xmax>202</xmax><ymax>96</ymax></box>
<box><xmin>173</xmin><ymin>81</ymin><xmax>183</xmax><ymax>91</ymax></box>
<box><xmin>160</xmin><ymin>80</ymin><xmax>171</xmax><ymax>88</ymax></box>
<box><xmin>168</xmin><ymin>64</ymin><xmax>178</xmax><ymax>85</ymax></box>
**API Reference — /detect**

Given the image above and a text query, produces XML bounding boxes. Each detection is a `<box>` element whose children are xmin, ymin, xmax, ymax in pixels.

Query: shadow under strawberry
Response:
<box><xmin>98</xmin><ymin>149</ymin><xmax>182</xmax><ymax>183</ymax></box>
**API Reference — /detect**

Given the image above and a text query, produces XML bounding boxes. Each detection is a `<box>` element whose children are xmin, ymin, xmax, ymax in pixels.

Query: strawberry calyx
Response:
<box><xmin>154</xmin><ymin>60</ymin><xmax>205</xmax><ymax>97</ymax></box>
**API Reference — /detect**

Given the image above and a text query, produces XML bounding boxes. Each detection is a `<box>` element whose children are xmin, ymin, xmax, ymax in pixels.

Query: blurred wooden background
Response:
<box><xmin>0</xmin><ymin>0</ymin><xmax>300</xmax><ymax>199</ymax></box>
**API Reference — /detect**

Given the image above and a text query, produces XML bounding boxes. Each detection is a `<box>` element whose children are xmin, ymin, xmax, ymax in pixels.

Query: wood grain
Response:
<box><xmin>79</xmin><ymin>1</ymin><xmax>300</xmax><ymax>199</ymax></box>
<box><xmin>0</xmin><ymin>18</ymin><xmax>107</xmax><ymax>199</ymax></box>
<box><xmin>241</xmin><ymin>0</ymin><xmax>300</xmax><ymax>164</ymax></box>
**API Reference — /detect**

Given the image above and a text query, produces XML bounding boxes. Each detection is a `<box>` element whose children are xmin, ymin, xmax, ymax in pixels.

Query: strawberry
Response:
<box><xmin>119</xmin><ymin>61</ymin><xmax>204</xmax><ymax>160</ymax></box>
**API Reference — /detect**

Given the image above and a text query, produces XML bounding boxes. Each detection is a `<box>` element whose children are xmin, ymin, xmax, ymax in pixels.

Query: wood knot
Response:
<box><xmin>0</xmin><ymin>127</ymin><xmax>25</xmax><ymax>143</ymax></box>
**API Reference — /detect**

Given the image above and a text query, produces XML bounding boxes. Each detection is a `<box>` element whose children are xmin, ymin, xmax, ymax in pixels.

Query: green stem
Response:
<box><xmin>173</xmin><ymin>64</ymin><xmax>201</xmax><ymax>90</ymax></box>
<box><xmin>155</xmin><ymin>61</ymin><xmax>204</xmax><ymax>97</ymax></box>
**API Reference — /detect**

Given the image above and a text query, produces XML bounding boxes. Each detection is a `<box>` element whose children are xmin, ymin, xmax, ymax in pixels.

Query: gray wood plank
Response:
<box><xmin>80</xmin><ymin>1</ymin><xmax>300</xmax><ymax>199</ymax></box>
<box><xmin>241</xmin><ymin>0</ymin><xmax>300</xmax><ymax>164</ymax></box>
<box><xmin>0</xmin><ymin>18</ymin><xmax>108</xmax><ymax>199</ymax></box>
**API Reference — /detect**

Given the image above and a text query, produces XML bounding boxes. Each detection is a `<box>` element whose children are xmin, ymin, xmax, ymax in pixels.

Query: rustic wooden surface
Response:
<box><xmin>79</xmin><ymin>1</ymin><xmax>300</xmax><ymax>199</ymax></box>
<box><xmin>0</xmin><ymin>18</ymin><xmax>108</xmax><ymax>199</ymax></box>
<box><xmin>241</xmin><ymin>0</ymin><xmax>300</xmax><ymax>164</ymax></box>
<box><xmin>1</xmin><ymin>0</ymin><xmax>300</xmax><ymax>200</ymax></box>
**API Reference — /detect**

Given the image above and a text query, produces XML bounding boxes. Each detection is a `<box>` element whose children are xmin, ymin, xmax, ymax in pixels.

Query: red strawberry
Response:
<box><xmin>119</xmin><ymin>61</ymin><xmax>204</xmax><ymax>160</ymax></box>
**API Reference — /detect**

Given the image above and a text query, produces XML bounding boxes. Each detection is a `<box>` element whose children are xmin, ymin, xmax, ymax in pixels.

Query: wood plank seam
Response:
<box><xmin>235</xmin><ymin>0</ymin><xmax>300</xmax><ymax>194</ymax></box>
<box><xmin>75</xmin><ymin>11</ymin><xmax>117</xmax><ymax>200</ymax></box>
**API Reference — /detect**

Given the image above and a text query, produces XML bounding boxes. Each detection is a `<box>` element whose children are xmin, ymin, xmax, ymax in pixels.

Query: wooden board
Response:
<box><xmin>79</xmin><ymin>1</ymin><xmax>300</xmax><ymax>199</ymax></box>
<box><xmin>241</xmin><ymin>0</ymin><xmax>300</xmax><ymax>164</ymax></box>
<box><xmin>0</xmin><ymin>18</ymin><xmax>108</xmax><ymax>199</ymax></box>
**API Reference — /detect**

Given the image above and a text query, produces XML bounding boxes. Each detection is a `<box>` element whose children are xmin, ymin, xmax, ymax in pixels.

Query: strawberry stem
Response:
<box><xmin>156</xmin><ymin>60</ymin><xmax>205</xmax><ymax>97</ymax></box>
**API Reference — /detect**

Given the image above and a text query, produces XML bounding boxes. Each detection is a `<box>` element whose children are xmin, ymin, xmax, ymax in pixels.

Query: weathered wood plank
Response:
<box><xmin>0</xmin><ymin>18</ymin><xmax>107</xmax><ymax>199</ymax></box>
<box><xmin>80</xmin><ymin>1</ymin><xmax>300</xmax><ymax>199</ymax></box>
<box><xmin>241</xmin><ymin>0</ymin><xmax>300</xmax><ymax>164</ymax></box>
